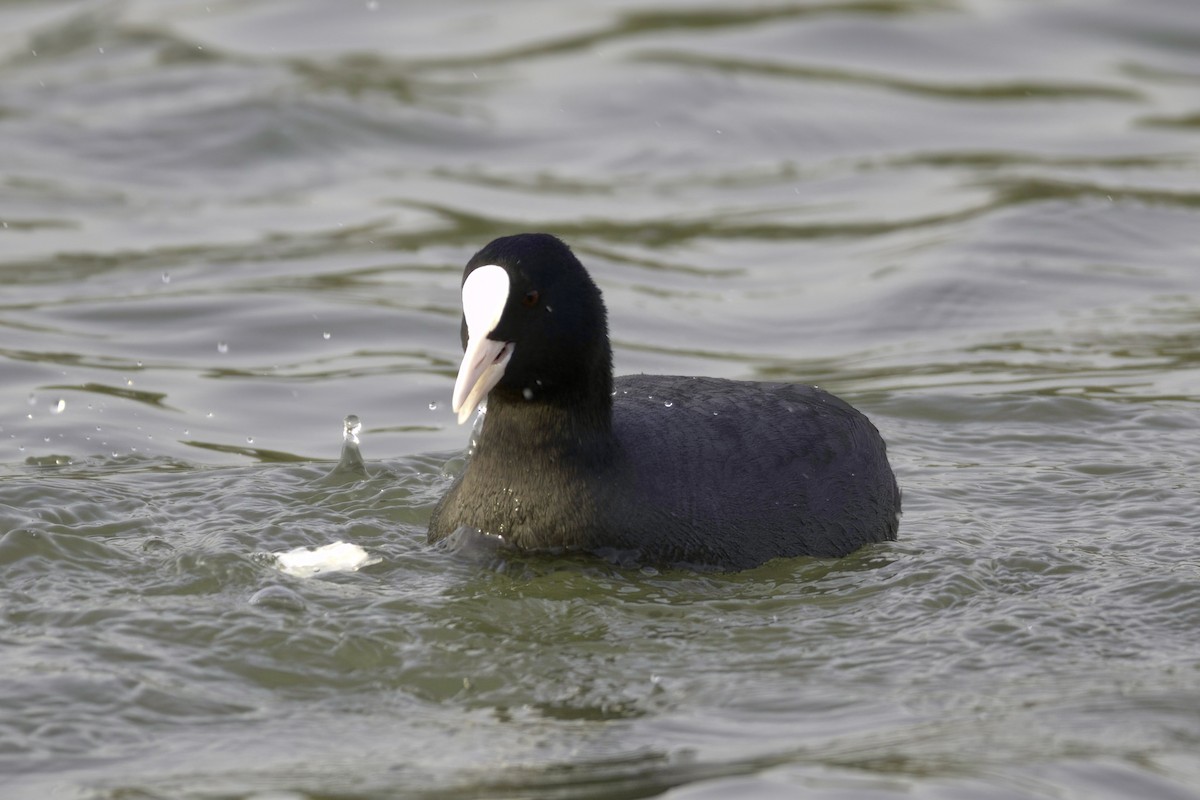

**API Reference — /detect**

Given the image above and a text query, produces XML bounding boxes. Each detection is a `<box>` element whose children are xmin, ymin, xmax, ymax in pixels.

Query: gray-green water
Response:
<box><xmin>3</xmin><ymin>1</ymin><xmax>1200</xmax><ymax>797</ymax></box>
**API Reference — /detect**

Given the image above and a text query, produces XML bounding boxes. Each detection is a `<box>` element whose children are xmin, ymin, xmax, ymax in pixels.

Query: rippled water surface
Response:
<box><xmin>3</xmin><ymin>1</ymin><xmax>1200</xmax><ymax>797</ymax></box>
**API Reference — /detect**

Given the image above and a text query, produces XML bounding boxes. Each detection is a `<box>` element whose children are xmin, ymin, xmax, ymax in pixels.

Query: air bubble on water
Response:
<box><xmin>136</xmin><ymin>361</ymin><xmax>143</xmax><ymax>368</ymax></box>
<box><xmin>246</xmin><ymin>436</ymin><xmax>254</xmax><ymax>445</ymax></box>
<box><xmin>427</xmin><ymin>401</ymin><xmax>438</xmax><ymax>411</ymax></box>
<box><xmin>249</xmin><ymin>584</ymin><xmax>306</xmax><ymax>611</ymax></box>
<box><xmin>98</xmin><ymin>46</ymin><xmax>104</xmax><ymax>54</ymax></box>
<box><xmin>217</xmin><ymin>341</ymin><xmax>229</xmax><ymax>354</ymax></box>
<box><xmin>161</xmin><ymin>272</ymin><xmax>171</xmax><ymax>284</ymax></box>
<box><xmin>522</xmin><ymin>388</ymin><xmax>533</xmax><ymax>400</ymax></box>
<box><xmin>207</xmin><ymin>412</ymin><xmax>214</xmax><ymax>418</ymax></box>
<box><xmin>365</xmin><ymin>0</ymin><xmax>379</xmax><ymax>9</ymax></box>
<box><xmin>183</xmin><ymin>429</ymin><xmax>189</xmax><ymax>436</ymax></box>
<box><xmin>27</xmin><ymin>393</ymin><xmax>36</xmax><ymax>406</ymax></box>
<box><xmin>663</xmin><ymin>401</ymin><xmax>673</xmax><ymax>408</ymax></box>
<box><xmin>322</xmin><ymin>331</ymin><xmax>331</xmax><ymax>341</ymax></box>
<box><xmin>51</xmin><ymin>398</ymin><xmax>65</xmax><ymax>414</ymax></box>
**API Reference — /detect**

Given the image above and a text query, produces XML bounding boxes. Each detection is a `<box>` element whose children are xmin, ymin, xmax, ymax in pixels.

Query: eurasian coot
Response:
<box><xmin>428</xmin><ymin>233</ymin><xmax>900</xmax><ymax>569</ymax></box>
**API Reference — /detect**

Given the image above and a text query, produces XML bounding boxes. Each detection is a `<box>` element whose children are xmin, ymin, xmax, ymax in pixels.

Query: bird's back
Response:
<box><xmin>603</xmin><ymin>375</ymin><xmax>899</xmax><ymax>567</ymax></box>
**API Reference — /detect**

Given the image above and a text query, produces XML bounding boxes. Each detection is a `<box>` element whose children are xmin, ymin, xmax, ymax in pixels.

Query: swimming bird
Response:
<box><xmin>428</xmin><ymin>233</ymin><xmax>900</xmax><ymax>569</ymax></box>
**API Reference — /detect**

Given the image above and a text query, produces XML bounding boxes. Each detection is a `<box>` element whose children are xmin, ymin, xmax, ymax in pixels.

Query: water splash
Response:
<box><xmin>334</xmin><ymin>414</ymin><xmax>366</xmax><ymax>475</ymax></box>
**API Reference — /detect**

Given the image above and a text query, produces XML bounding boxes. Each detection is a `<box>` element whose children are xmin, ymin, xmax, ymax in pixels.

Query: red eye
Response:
<box><xmin>522</xmin><ymin>290</ymin><xmax>540</xmax><ymax>307</ymax></box>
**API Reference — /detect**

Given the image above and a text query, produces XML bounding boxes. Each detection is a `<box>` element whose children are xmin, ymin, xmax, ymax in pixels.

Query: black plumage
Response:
<box><xmin>428</xmin><ymin>233</ymin><xmax>900</xmax><ymax>570</ymax></box>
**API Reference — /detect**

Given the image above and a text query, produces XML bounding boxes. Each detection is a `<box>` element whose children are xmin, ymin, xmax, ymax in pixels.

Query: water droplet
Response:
<box><xmin>322</xmin><ymin>331</ymin><xmax>331</xmax><ymax>340</ymax></box>
<box><xmin>343</xmin><ymin>415</ymin><xmax>361</xmax><ymax>443</ymax></box>
<box><xmin>206</xmin><ymin>412</ymin><xmax>214</xmax><ymax>418</ymax></box>
<box><xmin>522</xmin><ymin>388</ymin><xmax>534</xmax><ymax>400</ymax></box>
<box><xmin>217</xmin><ymin>341</ymin><xmax>229</xmax><ymax>354</ymax></box>
<box><xmin>663</xmin><ymin>401</ymin><xmax>673</xmax><ymax>408</ymax></box>
<box><xmin>246</xmin><ymin>436</ymin><xmax>254</xmax><ymax>444</ymax></box>
<box><xmin>427</xmin><ymin>401</ymin><xmax>438</xmax><ymax>411</ymax></box>
<box><xmin>97</xmin><ymin>46</ymin><xmax>104</xmax><ymax>54</ymax></box>
<box><xmin>136</xmin><ymin>361</ymin><xmax>143</xmax><ymax>368</ymax></box>
<box><xmin>26</xmin><ymin>393</ymin><xmax>36</xmax><ymax>406</ymax></box>
<box><xmin>161</xmin><ymin>272</ymin><xmax>171</xmax><ymax>284</ymax></box>
<box><xmin>51</xmin><ymin>398</ymin><xmax>65</xmax><ymax>414</ymax></box>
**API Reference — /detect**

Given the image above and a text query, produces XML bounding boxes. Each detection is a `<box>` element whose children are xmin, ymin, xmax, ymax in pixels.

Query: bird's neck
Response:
<box><xmin>475</xmin><ymin>386</ymin><xmax>617</xmax><ymax>468</ymax></box>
